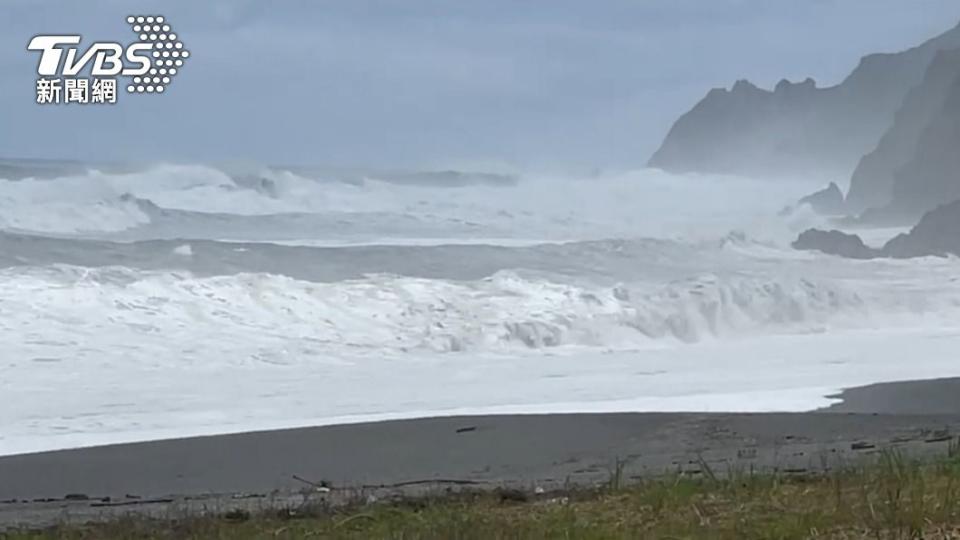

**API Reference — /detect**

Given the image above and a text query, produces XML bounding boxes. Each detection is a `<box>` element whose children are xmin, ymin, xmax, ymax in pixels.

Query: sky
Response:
<box><xmin>2</xmin><ymin>0</ymin><xmax>960</xmax><ymax>172</ymax></box>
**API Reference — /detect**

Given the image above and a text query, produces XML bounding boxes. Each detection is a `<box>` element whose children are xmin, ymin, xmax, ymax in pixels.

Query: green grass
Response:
<box><xmin>6</xmin><ymin>446</ymin><xmax>960</xmax><ymax>539</ymax></box>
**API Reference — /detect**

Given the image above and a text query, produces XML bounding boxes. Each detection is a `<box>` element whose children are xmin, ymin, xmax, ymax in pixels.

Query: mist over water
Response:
<box><xmin>0</xmin><ymin>161</ymin><xmax>824</xmax><ymax>240</ymax></box>
<box><xmin>3</xmin><ymin>159</ymin><xmax>960</xmax><ymax>455</ymax></box>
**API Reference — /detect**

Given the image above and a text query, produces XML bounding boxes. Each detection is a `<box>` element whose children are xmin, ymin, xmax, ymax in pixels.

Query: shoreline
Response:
<box><xmin>3</xmin><ymin>377</ymin><xmax>960</xmax><ymax>528</ymax></box>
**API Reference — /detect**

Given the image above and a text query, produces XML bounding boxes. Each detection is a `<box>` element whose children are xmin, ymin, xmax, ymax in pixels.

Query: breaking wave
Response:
<box><xmin>0</xmin><ymin>163</ymin><xmax>826</xmax><ymax>244</ymax></box>
<box><xmin>0</xmin><ymin>165</ymin><xmax>307</xmax><ymax>234</ymax></box>
<box><xmin>1</xmin><ymin>161</ymin><xmax>951</xmax><ymax>360</ymax></box>
<box><xmin>6</xmin><ymin>160</ymin><xmax>960</xmax><ymax>455</ymax></box>
<box><xmin>6</xmin><ymin>264</ymin><xmax>957</xmax><ymax>362</ymax></box>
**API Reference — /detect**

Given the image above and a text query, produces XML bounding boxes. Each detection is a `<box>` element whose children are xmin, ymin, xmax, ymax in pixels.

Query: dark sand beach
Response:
<box><xmin>3</xmin><ymin>378</ymin><xmax>960</xmax><ymax>528</ymax></box>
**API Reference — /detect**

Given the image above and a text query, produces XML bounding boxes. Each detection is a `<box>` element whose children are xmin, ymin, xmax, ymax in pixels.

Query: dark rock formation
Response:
<box><xmin>882</xmin><ymin>200</ymin><xmax>960</xmax><ymax>257</ymax></box>
<box><xmin>650</xmin><ymin>21</ymin><xmax>960</xmax><ymax>179</ymax></box>
<box><xmin>794</xmin><ymin>200</ymin><xmax>960</xmax><ymax>259</ymax></box>
<box><xmin>846</xmin><ymin>49</ymin><xmax>960</xmax><ymax>214</ymax></box>
<box><xmin>797</xmin><ymin>182</ymin><xmax>845</xmax><ymax>215</ymax></box>
<box><xmin>792</xmin><ymin>229</ymin><xmax>877</xmax><ymax>259</ymax></box>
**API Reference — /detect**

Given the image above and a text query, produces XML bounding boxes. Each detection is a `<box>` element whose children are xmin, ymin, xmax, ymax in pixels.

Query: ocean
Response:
<box><xmin>3</xmin><ymin>159</ymin><xmax>960</xmax><ymax>455</ymax></box>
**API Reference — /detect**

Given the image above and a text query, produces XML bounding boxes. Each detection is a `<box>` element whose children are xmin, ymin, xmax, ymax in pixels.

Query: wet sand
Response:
<box><xmin>824</xmin><ymin>377</ymin><xmax>960</xmax><ymax>414</ymax></box>
<box><xmin>2</xmin><ymin>378</ymin><xmax>960</xmax><ymax>528</ymax></box>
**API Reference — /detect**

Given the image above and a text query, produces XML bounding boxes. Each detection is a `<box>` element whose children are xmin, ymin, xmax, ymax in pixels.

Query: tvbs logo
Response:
<box><xmin>27</xmin><ymin>15</ymin><xmax>190</xmax><ymax>105</ymax></box>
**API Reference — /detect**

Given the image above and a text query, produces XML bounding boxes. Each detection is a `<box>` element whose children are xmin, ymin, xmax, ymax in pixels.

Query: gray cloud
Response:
<box><xmin>3</xmin><ymin>0</ymin><xmax>960</xmax><ymax>171</ymax></box>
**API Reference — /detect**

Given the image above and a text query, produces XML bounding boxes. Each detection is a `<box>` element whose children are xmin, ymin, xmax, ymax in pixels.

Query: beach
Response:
<box><xmin>2</xmin><ymin>377</ymin><xmax>959</xmax><ymax>529</ymax></box>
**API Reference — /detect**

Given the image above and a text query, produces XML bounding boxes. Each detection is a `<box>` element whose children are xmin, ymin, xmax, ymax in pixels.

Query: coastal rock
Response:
<box><xmin>649</xmin><ymin>21</ymin><xmax>960</xmax><ymax>179</ymax></box>
<box><xmin>793</xmin><ymin>200</ymin><xmax>960</xmax><ymax>259</ymax></box>
<box><xmin>882</xmin><ymin>200</ymin><xmax>960</xmax><ymax>258</ymax></box>
<box><xmin>797</xmin><ymin>182</ymin><xmax>844</xmax><ymax>215</ymax></box>
<box><xmin>791</xmin><ymin>229</ymin><xmax>876</xmax><ymax>259</ymax></box>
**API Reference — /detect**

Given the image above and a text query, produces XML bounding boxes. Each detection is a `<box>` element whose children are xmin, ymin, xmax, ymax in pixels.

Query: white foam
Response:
<box><xmin>3</xmin><ymin>164</ymin><xmax>955</xmax><ymax>456</ymax></box>
<box><xmin>2</xmin><ymin>253</ymin><xmax>960</xmax><ymax>455</ymax></box>
<box><xmin>2</xmin><ymin>263</ymin><xmax>951</xmax><ymax>357</ymax></box>
<box><xmin>4</xmin><ymin>326</ymin><xmax>960</xmax><ymax>456</ymax></box>
<box><xmin>0</xmin><ymin>174</ymin><xmax>150</xmax><ymax>234</ymax></box>
<box><xmin>0</xmin><ymin>164</ymin><xmax>825</xmax><ymax>242</ymax></box>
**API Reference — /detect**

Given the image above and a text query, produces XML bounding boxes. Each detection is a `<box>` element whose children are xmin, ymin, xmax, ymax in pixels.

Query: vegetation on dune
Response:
<box><xmin>6</xmin><ymin>445</ymin><xmax>960</xmax><ymax>539</ymax></box>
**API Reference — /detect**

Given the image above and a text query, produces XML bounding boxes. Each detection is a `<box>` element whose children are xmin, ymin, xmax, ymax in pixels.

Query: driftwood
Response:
<box><xmin>292</xmin><ymin>474</ymin><xmax>487</xmax><ymax>491</ymax></box>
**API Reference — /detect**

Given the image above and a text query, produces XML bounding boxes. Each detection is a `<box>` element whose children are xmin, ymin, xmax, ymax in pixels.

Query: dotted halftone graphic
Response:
<box><xmin>125</xmin><ymin>15</ymin><xmax>189</xmax><ymax>94</ymax></box>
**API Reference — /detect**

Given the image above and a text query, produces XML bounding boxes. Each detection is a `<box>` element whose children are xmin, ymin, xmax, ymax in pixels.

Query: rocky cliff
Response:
<box><xmin>845</xmin><ymin>49</ymin><xmax>960</xmax><ymax>214</ymax></box>
<box><xmin>649</xmin><ymin>21</ymin><xmax>960</xmax><ymax>180</ymax></box>
<box><xmin>884</xmin><ymin>71</ymin><xmax>960</xmax><ymax>219</ymax></box>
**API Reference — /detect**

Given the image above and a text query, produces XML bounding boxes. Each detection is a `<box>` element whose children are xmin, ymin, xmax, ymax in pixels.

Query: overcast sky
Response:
<box><xmin>3</xmin><ymin>1</ymin><xmax>960</xmax><ymax>172</ymax></box>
